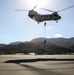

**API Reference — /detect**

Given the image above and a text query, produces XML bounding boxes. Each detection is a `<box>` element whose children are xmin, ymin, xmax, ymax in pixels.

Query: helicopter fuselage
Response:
<box><xmin>28</xmin><ymin>10</ymin><xmax>61</xmax><ymax>23</ymax></box>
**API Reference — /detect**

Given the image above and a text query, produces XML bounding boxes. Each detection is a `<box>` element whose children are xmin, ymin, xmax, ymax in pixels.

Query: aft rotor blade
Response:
<box><xmin>58</xmin><ymin>5</ymin><xmax>74</xmax><ymax>12</ymax></box>
<box><xmin>15</xmin><ymin>9</ymin><xmax>29</xmax><ymax>11</ymax></box>
<box><xmin>40</xmin><ymin>8</ymin><xmax>55</xmax><ymax>12</ymax></box>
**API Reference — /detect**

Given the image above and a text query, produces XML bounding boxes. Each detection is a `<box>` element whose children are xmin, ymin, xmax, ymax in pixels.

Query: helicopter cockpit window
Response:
<box><xmin>50</xmin><ymin>15</ymin><xmax>52</xmax><ymax>18</ymax></box>
<box><xmin>29</xmin><ymin>15</ymin><xmax>34</xmax><ymax>18</ymax></box>
<box><xmin>54</xmin><ymin>14</ymin><xmax>58</xmax><ymax>16</ymax></box>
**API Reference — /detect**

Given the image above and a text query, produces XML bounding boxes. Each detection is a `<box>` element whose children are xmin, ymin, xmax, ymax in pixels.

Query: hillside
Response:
<box><xmin>0</xmin><ymin>44</ymin><xmax>6</xmax><ymax>47</ymax></box>
<box><xmin>0</xmin><ymin>37</ymin><xmax>74</xmax><ymax>55</ymax></box>
<box><xmin>31</xmin><ymin>37</ymin><xmax>74</xmax><ymax>50</ymax></box>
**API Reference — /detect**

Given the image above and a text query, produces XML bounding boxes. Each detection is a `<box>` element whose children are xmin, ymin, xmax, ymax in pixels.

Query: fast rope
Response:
<box><xmin>44</xmin><ymin>22</ymin><xmax>46</xmax><ymax>44</ymax></box>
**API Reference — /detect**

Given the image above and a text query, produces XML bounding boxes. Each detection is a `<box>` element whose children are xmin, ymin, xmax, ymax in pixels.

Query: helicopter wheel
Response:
<box><xmin>38</xmin><ymin>22</ymin><xmax>39</xmax><ymax>24</ymax></box>
<box><xmin>56</xmin><ymin>20</ymin><xmax>58</xmax><ymax>23</ymax></box>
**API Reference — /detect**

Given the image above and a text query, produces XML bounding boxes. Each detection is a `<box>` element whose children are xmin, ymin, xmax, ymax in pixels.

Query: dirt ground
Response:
<box><xmin>0</xmin><ymin>55</ymin><xmax>74</xmax><ymax>75</ymax></box>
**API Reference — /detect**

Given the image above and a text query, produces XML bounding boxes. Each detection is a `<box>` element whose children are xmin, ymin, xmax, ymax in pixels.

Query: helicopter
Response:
<box><xmin>15</xmin><ymin>5</ymin><xmax>74</xmax><ymax>24</ymax></box>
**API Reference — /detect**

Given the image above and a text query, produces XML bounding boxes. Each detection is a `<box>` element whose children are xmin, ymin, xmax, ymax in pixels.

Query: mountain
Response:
<box><xmin>0</xmin><ymin>37</ymin><xmax>74</xmax><ymax>55</ymax></box>
<box><xmin>31</xmin><ymin>37</ymin><xmax>74</xmax><ymax>50</ymax></box>
<box><xmin>49</xmin><ymin>38</ymin><xmax>74</xmax><ymax>48</ymax></box>
<box><xmin>0</xmin><ymin>44</ymin><xmax>6</xmax><ymax>47</ymax></box>
<box><xmin>9</xmin><ymin>41</ymin><xmax>22</xmax><ymax>45</ymax></box>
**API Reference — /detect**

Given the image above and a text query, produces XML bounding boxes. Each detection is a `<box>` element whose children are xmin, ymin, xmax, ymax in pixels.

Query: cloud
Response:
<box><xmin>54</xmin><ymin>34</ymin><xmax>62</xmax><ymax>38</ymax></box>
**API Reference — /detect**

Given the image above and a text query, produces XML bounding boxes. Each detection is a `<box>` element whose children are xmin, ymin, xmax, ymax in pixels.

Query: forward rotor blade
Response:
<box><xmin>15</xmin><ymin>9</ymin><xmax>29</xmax><ymax>11</ymax></box>
<box><xmin>40</xmin><ymin>8</ymin><xmax>55</xmax><ymax>12</ymax></box>
<box><xmin>57</xmin><ymin>5</ymin><xmax>74</xmax><ymax>12</ymax></box>
<box><xmin>32</xmin><ymin>5</ymin><xmax>37</xmax><ymax>10</ymax></box>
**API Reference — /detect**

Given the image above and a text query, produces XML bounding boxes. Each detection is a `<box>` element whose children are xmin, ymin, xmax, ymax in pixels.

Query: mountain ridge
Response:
<box><xmin>0</xmin><ymin>37</ymin><xmax>74</xmax><ymax>54</ymax></box>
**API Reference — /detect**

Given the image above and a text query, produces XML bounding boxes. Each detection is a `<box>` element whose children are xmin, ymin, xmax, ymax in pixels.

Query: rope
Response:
<box><xmin>44</xmin><ymin>22</ymin><xmax>46</xmax><ymax>44</ymax></box>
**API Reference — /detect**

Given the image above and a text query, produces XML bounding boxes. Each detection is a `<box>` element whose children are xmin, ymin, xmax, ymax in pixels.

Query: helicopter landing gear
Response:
<box><xmin>38</xmin><ymin>22</ymin><xmax>39</xmax><ymax>24</ymax></box>
<box><xmin>56</xmin><ymin>20</ymin><xmax>58</xmax><ymax>23</ymax></box>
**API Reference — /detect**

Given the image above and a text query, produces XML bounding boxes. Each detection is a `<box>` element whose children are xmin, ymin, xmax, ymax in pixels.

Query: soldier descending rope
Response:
<box><xmin>44</xmin><ymin>22</ymin><xmax>46</xmax><ymax>45</ymax></box>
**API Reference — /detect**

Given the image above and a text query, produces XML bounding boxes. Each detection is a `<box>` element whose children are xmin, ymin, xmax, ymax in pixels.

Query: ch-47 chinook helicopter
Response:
<box><xmin>15</xmin><ymin>5</ymin><xmax>74</xmax><ymax>24</ymax></box>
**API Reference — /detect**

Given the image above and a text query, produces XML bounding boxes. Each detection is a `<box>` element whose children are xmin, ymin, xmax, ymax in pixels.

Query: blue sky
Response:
<box><xmin>0</xmin><ymin>0</ymin><xmax>74</xmax><ymax>44</ymax></box>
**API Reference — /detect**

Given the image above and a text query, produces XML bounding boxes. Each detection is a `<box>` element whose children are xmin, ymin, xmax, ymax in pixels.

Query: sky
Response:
<box><xmin>0</xmin><ymin>0</ymin><xmax>74</xmax><ymax>44</ymax></box>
